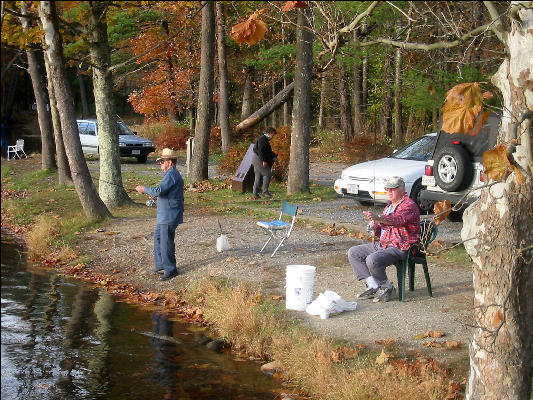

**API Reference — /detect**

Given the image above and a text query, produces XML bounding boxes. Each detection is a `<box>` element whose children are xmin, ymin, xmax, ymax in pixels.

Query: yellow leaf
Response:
<box><xmin>441</xmin><ymin>83</ymin><xmax>484</xmax><ymax>134</ymax></box>
<box><xmin>433</xmin><ymin>200</ymin><xmax>452</xmax><ymax>225</ymax></box>
<box><xmin>483</xmin><ymin>144</ymin><xmax>510</xmax><ymax>181</ymax></box>
<box><xmin>376</xmin><ymin>349</ymin><xmax>391</xmax><ymax>364</ymax></box>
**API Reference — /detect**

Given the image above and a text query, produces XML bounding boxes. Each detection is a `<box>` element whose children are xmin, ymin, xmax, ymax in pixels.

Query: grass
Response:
<box><xmin>184</xmin><ymin>277</ymin><xmax>462</xmax><ymax>400</ymax></box>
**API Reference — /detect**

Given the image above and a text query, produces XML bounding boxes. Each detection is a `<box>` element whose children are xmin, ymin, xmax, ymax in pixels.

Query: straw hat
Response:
<box><xmin>156</xmin><ymin>148</ymin><xmax>179</xmax><ymax>163</ymax></box>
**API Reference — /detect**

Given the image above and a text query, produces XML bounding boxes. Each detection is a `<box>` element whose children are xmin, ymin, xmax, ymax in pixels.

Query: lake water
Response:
<box><xmin>1</xmin><ymin>233</ymin><xmax>283</xmax><ymax>399</ymax></box>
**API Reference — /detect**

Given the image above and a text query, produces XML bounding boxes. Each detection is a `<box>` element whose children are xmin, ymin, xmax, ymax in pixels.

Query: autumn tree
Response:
<box><xmin>215</xmin><ymin>1</ymin><xmax>231</xmax><ymax>153</ymax></box>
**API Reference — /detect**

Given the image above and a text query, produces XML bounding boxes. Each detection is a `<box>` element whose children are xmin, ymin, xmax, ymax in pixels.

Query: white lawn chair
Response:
<box><xmin>7</xmin><ymin>139</ymin><xmax>27</xmax><ymax>160</ymax></box>
<box><xmin>257</xmin><ymin>201</ymin><xmax>298</xmax><ymax>257</ymax></box>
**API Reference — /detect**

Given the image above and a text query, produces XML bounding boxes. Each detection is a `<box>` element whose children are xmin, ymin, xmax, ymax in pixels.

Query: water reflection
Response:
<box><xmin>1</xmin><ymin>235</ymin><xmax>282</xmax><ymax>400</ymax></box>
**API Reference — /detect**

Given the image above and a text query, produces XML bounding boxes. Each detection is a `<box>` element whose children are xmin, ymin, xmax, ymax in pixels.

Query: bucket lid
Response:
<box><xmin>286</xmin><ymin>265</ymin><xmax>316</xmax><ymax>272</ymax></box>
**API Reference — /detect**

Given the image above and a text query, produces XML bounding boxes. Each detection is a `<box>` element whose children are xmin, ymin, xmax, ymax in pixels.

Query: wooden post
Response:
<box><xmin>186</xmin><ymin>137</ymin><xmax>193</xmax><ymax>177</ymax></box>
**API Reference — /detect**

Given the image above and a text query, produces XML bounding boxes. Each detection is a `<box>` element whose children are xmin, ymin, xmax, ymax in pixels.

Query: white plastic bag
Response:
<box><xmin>216</xmin><ymin>234</ymin><xmax>230</xmax><ymax>252</ymax></box>
<box><xmin>306</xmin><ymin>290</ymin><xmax>357</xmax><ymax>319</ymax></box>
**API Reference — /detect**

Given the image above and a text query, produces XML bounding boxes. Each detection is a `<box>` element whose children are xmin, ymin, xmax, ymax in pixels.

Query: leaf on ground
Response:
<box><xmin>104</xmin><ymin>231</ymin><xmax>119</xmax><ymax>236</ymax></box>
<box><xmin>433</xmin><ymin>200</ymin><xmax>452</xmax><ymax>225</ymax></box>
<box><xmin>376</xmin><ymin>349</ymin><xmax>392</xmax><ymax>364</ymax></box>
<box><xmin>271</xmin><ymin>295</ymin><xmax>283</xmax><ymax>300</ymax></box>
<box><xmin>330</xmin><ymin>346</ymin><xmax>359</xmax><ymax>362</ymax></box>
<box><xmin>445</xmin><ymin>341</ymin><xmax>463</xmax><ymax>349</ymax></box>
<box><xmin>423</xmin><ymin>341</ymin><xmax>442</xmax><ymax>348</ymax></box>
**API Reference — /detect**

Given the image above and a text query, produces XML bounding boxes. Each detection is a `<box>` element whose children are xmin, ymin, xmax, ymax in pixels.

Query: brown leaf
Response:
<box><xmin>433</xmin><ymin>200</ymin><xmax>452</xmax><ymax>225</ymax></box>
<box><xmin>482</xmin><ymin>91</ymin><xmax>494</xmax><ymax>100</ymax></box>
<box><xmin>425</xmin><ymin>330</ymin><xmax>445</xmax><ymax>338</ymax></box>
<box><xmin>231</xmin><ymin>10</ymin><xmax>268</xmax><ymax>46</ymax></box>
<box><xmin>423</xmin><ymin>341</ymin><xmax>442</xmax><ymax>348</ymax></box>
<box><xmin>282</xmin><ymin>1</ymin><xmax>308</xmax><ymax>12</ymax></box>
<box><xmin>483</xmin><ymin>144</ymin><xmax>510</xmax><ymax>181</ymax></box>
<box><xmin>441</xmin><ymin>83</ymin><xmax>484</xmax><ymax>134</ymax></box>
<box><xmin>445</xmin><ymin>341</ymin><xmax>463</xmax><ymax>349</ymax></box>
<box><xmin>467</xmin><ymin>110</ymin><xmax>491</xmax><ymax>136</ymax></box>
<box><xmin>271</xmin><ymin>295</ymin><xmax>283</xmax><ymax>300</ymax></box>
<box><xmin>376</xmin><ymin>349</ymin><xmax>392</xmax><ymax>364</ymax></box>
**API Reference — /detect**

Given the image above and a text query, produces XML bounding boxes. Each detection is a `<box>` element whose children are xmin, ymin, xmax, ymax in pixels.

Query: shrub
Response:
<box><xmin>270</xmin><ymin>125</ymin><xmax>291</xmax><ymax>182</ymax></box>
<box><xmin>217</xmin><ymin>141</ymin><xmax>250</xmax><ymax>176</ymax></box>
<box><xmin>153</xmin><ymin>125</ymin><xmax>192</xmax><ymax>151</ymax></box>
<box><xmin>344</xmin><ymin>135</ymin><xmax>393</xmax><ymax>164</ymax></box>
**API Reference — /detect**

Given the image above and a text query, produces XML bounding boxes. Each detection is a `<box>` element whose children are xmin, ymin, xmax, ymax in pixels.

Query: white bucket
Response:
<box><xmin>285</xmin><ymin>265</ymin><xmax>316</xmax><ymax>311</ymax></box>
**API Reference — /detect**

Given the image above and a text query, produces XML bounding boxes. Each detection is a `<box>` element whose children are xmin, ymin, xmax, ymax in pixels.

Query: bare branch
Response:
<box><xmin>386</xmin><ymin>1</ymin><xmax>417</xmax><ymax>22</ymax></box>
<box><xmin>483</xmin><ymin>1</ymin><xmax>506</xmax><ymax>43</ymax></box>
<box><xmin>361</xmin><ymin>23</ymin><xmax>492</xmax><ymax>51</ymax></box>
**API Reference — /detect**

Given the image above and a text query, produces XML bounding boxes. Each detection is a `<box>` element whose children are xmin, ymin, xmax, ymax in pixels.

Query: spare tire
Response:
<box><xmin>433</xmin><ymin>145</ymin><xmax>472</xmax><ymax>191</ymax></box>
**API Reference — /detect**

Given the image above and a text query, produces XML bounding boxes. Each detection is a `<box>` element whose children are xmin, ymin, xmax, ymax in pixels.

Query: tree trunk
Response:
<box><xmin>38</xmin><ymin>1</ymin><xmax>111</xmax><ymax>220</ymax></box>
<box><xmin>318</xmin><ymin>70</ymin><xmax>327</xmax><ymax>128</ymax></box>
<box><xmin>338</xmin><ymin>61</ymin><xmax>354</xmax><ymax>142</ymax></box>
<box><xmin>161</xmin><ymin>19</ymin><xmax>179</xmax><ymax>122</ymax></box>
<box><xmin>352</xmin><ymin>31</ymin><xmax>363</xmax><ymax>135</ymax></box>
<box><xmin>362</xmin><ymin>55</ymin><xmax>368</xmax><ymax>114</ymax></box>
<box><xmin>234</xmin><ymin>81</ymin><xmax>294</xmax><ymax>134</ymax></box>
<box><xmin>393</xmin><ymin>47</ymin><xmax>403</xmax><ymax>146</ymax></box>
<box><xmin>216</xmin><ymin>1</ymin><xmax>231</xmax><ymax>153</ymax></box>
<box><xmin>380</xmin><ymin>52</ymin><xmax>393</xmax><ymax>141</ymax></box>
<box><xmin>463</xmin><ymin>7</ymin><xmax>533</xmax><ymax>398</ymax></box>
<box><xmin>19</xmin><ymin>3</ymin><xmax>56</xmax><ymax>170</ymax></box>
<box><xmin>77</xmin><ymin>66</ymin><xmax>90</xmax><ymax>118</ymax></box>
<box><xmin>287</xmin><ymin>6</ymin><xmax>313</xmax><ymax>195</ymax></box>
<box><xmin>241</xmin><ymin>68</ymin><xmax>253</xmax><ymax>120</ymax></box>
<box><xmin>87</xmin><ymin>1</ymin><xmax>130</xmax><ymax>208</ymax></box>
<box><xmin>189</xmin><ymin>1</ymin><xmax>215</xmax><ymax>183</ymax></box>
<box><xmin>44</xmin><ymin>52</ymin><xmax>72</xmax><ymax>185</ymax></box>
<box><xmin>270</xmin><ymin>79</ymin><xmax>277</xmax><ymax>127</ymax></box>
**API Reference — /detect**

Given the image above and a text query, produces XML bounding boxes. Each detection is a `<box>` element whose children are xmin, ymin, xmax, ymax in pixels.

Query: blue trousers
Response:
<box><xmin>153</xmin><ymin>224</ymin><xmax>178</xmax><ymax>274</ymax></box>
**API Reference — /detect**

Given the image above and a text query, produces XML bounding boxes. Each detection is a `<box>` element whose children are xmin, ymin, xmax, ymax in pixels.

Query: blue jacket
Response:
<box><xmin>144</xmin><ymin>167</ymin><xmax>184</xmax><ymax>225</ymax></box>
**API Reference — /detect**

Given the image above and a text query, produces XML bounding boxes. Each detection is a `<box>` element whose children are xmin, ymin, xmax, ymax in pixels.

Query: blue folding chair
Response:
<box><xmin>257</xmin><ymin>201</ymin><xmax>298</xmax><ymax>257</ymax></box>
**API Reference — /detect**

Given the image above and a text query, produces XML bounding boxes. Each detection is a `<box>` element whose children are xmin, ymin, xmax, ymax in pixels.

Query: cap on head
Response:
<box><xmin>384</xmin><ymin>176</ymin><xmax>405</xmax><ymax>189</ymax></box>
<box><xmin>156</xmin><ymin>148</ymin><xmax>179</xmax><ymax>163</ymax></box>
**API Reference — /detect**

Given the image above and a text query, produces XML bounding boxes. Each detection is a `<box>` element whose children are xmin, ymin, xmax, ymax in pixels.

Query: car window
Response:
<box><xmin>117</xmin><ymin>121</ymin><xmax>134</xmax><ymax>135</ymax></box>
<box><xmin>389</xmin><ymin>135</ymin><xmax>436</xmax><ymax>161</ymax></box>
<box><xmin>77</xmin><ymin>122</ymin><xmax>96</xmax><ymax>136</ymax></box>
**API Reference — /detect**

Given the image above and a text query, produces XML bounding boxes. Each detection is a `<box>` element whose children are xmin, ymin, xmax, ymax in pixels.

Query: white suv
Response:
<box><xmin>420</xmin><ymin>112</ymin><xmax>500</xmax><ymax>221</ymax></box>
<box><xmin>76</xmin><ymin>118</ymin><xmax>155</xmax><ymax>163</ymax></box>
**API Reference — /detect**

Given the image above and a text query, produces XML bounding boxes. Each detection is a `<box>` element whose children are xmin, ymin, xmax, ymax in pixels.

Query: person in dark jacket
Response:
<box><xmin>136</xmin><ymin>148</ymin><xmax>184</xmax><ymax>281</ymax></box>
<box><xmin>251</xmin><ymin>127</ymin><xmax>277</xmax><ymax>199</ymax></box>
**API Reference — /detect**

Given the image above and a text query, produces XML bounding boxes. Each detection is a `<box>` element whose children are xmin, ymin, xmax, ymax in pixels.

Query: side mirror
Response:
<box><xmin>133</xmin><ymin>131</ymin><xmax>138</xmax><ymax>135</ymax></box>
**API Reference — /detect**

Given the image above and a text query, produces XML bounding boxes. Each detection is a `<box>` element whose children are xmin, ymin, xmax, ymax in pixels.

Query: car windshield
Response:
<box><xmin>117</xmin><ymin>121</ymin><xmax>134</xmax><ymax>135</ymax></box>
<box><xmin>389</xmin><ymin>135</ymin><xmax>435</xmax><ymax>161</ymax></box>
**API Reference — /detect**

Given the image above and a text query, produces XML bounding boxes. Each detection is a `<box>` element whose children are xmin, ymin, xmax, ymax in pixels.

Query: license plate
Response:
<box><xmin>422</xmin><ymin>175</ymin><xmax>435</xmax><ymax>187</ymax></box>
<box><xmin>347</xmin><ymin>184</ymin><xmax>359</xmax><ymax>194</ymax></box>
<box><xmin>132</xmin><ymin>150</ymin><xmax>140</xmax><ymax>155</ymax></box>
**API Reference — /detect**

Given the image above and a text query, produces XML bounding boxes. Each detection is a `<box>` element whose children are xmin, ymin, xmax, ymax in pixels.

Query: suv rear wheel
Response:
<box><xmin>410</xmin><ymin>180</ymin><xmax>433</xmax><ymax>214</ymax></box>
<box><xmin>433</xmin><ymin>145</ymin><xmax>472</xmax><ymax>191</ymax></box>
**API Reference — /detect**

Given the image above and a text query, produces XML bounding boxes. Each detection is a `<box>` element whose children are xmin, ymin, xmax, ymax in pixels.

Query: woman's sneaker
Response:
<box><xmin>357</xmin><ymin>286</ymin><xmax>378</xmax><ymax>299</ymax></box>
<box><xmin>373</xmin><ymin>286</ymin><xmax>395</xmax><ymax>302</ymax></box>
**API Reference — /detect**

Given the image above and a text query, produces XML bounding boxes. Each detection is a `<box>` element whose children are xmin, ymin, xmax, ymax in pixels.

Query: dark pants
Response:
<box><xmin>153</xmin><ymin>224</ymin><xmax>178</xmax><ymax>274</ymax></box>
<box><xmin>251</xmin><ymin>153</ymin><xmax>272</xmax><ymax>196</ymax></box>
<box><xmin>348</xmin><ymin>242</ymin><xmax>407</xmax><ymax>285</ymax></box>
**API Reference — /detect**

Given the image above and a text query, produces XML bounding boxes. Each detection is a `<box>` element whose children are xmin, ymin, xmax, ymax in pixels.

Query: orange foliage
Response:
<box><xmin>153</xmin><ymin>126</ymin><xmax>191</xmax><ymax>151</ymax></box>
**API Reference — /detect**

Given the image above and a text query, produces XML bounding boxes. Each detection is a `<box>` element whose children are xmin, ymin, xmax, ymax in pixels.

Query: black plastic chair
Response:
<box><xmin>395</xmin><ymin>220</ymin><xmax>438</xmax><ymax>301</ymax></box>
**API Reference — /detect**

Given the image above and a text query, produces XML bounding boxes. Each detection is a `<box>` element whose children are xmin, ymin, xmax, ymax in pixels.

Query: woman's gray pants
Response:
<box><xmin>251</xmin><ymin>153</ymin><xmax>272</xmax><ymax>196</ymax></box>
<box><xmin>348</xmin><ymin>242</ymin><xmax>407</xmax><ymax>286</ymax></box>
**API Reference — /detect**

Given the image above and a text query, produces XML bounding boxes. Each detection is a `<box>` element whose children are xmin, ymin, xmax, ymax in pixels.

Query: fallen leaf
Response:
<box><xmin>423</xmin><ymin>341</ymin><xmax>442</xmax><ymax>348</ymax></box>
<box><xmin>445</xmin><ymin>341</ymin><xmax>463</xmax><ymax>349</ymax></box>
<box><xmin>271</xmin><ymin>295</ymin><xmax>283</xmax><ymax>300</ymax></box>
<box><xmin>376</xmin><ymin>349</ymin><xmax>392</xmax><ymax>364</ymax></box>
